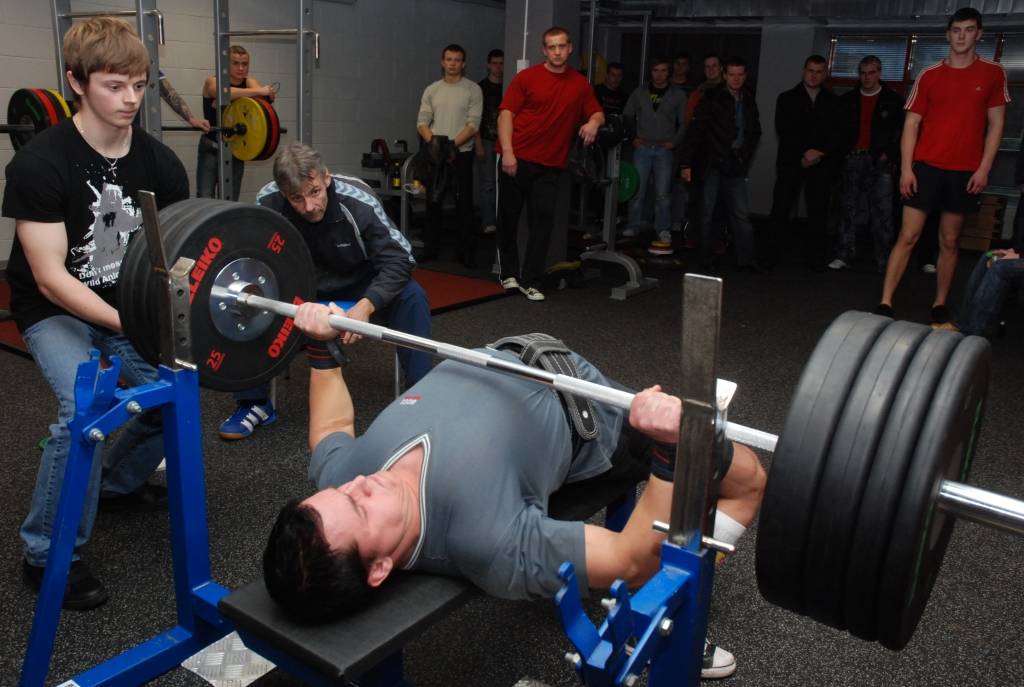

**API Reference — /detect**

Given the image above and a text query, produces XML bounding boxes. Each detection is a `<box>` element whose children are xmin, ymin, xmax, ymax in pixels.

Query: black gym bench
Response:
<box><xmin>219</xmin><ymin>452</ymin><xmax>648</xmax><ymax>685</ymax></box>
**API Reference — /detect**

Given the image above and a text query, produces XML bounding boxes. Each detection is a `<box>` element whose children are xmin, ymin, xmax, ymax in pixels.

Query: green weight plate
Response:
<box><xmin>843</xmin><ymin>329</ymin><xmax>961</xmax><ymax>641</ymax></box>
<box><xmin>120</xmin><ymin>199</ymin><xmax>315</xmax><ymax>390</ymax></box>
<box><xmin>876</xmin><ymin>335</ymin><xmax>990</xmax><ymax>650</ymax></box>
<box><xmin>755</xmin><ymin>311</ymin><xmax>889</xmax><ymax>615</ymax></box>
<box><xmin>618</xmin><ymin>160</ymin><xmax>639</xmax><ymax>202</ymax></box>
<box><xmin>801</xmin><ymin>320</ymin><xmax>929</xmax><ymax>629</ymax></box>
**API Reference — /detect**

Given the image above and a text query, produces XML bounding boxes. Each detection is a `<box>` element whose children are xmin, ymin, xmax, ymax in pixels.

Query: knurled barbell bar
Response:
<box><xmin>117</xmin><ymin>199</ymin><xmax>1024</xmax><ymax>652</ymax></box>
<box><xmin>5</xmin><ymin>90</ymin><xmax>283</xmax><ymax>161</ymax></box>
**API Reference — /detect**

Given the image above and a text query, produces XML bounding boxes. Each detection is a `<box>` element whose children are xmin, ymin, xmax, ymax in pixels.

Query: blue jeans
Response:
<box><xmin>701</xmin><ymin>168</ymin><xmax>756</xmax><ymax>267</ymax></box>
<box><xmin>475</xmin><ymin>139</ymin><xmax>498</xmax><ymax>229</ymax></box>
<box><xmin>234</xmin><ymin>279</ymin><xmax>434</xmax><ymax>403</ymax></box>
<box><xmin>956</xmin><ymin>255</ymin><xmax>1024</xmax><ymax>336</ymax></box>
<box><xmin>21</xmin><ymin>316</ymin><xmax>164</xmax><ymax>566</ymax></box>
<box><xmin>628</xmin><ymin>145</ymin><xmax>675</xmax><ymax>233</ymax></box>
<box><xmin>196</xmin><ymin>137</ymin><xmax>244</xmax><ymax>200</ymax></box>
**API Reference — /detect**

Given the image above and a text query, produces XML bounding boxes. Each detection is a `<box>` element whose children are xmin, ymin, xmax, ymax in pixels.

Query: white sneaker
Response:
<box><xmin>702</xmin><ymin>640</ymin><xmax>737</xmax><ymax>679</ymax></box>
<box><xmin>518</xmin><ymin>285</ymin><xmax>545</xmax><ymax>301</ymax></box>
<box><xmin>921</xmin><ymin>263</ymin><xmax>937</xmax><ymax>274</ymax></box>
<box><xmin>621</xmin><ymin>227</ymin><xmax>639</xmax><ymax>238</ymax></box>
<box><xmin>500</xmin><ymin>277</ymin><xmax>519</xmax><ymax>291</ymax></box>
<box><xmin>827</xmin><ymin>258</ymin><xmax>848</xmax><ymax>270</ymax></box>
<box><xmin>483</xmin><ymin>224</ymin><xmax>497</xmax><ymax>235</ymax></box>
<box><xmin>657</xmin><ymin>230</ymin><xmax>672</xmax><ymax>243</ymax></box>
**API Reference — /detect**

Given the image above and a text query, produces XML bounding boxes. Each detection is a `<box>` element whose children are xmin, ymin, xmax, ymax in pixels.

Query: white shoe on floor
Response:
<box><xmin>621</xmin><ymin>227</ymin><xmax>639</xmax><ymax>238</ymax></box>
<box><xmin>483</xmin><ymin>224</ymin><xmax>497</xmax><ymax>235</ymax></box>
<box><xmin>518</xmin><ymin>285</ymin><xmax>545</xmax><ymax>301</ymax></box>
<box><xmin>500</xmin><ymin>277</ymin><xmax>520</xmax><ymax>291</ymax></box>
<box><xmin>827</xmin><ymin>258</ymin><xmax>848</xmax><ymax>270</ymax></box>
<box><xmin>702</xmin><ymin>640</ymin><xmax>737</xmax><ymax>679</ymax></box>
<box><xmin>921</xmin><ymin>263</ymin><xmax>937</xmax><ymax>274</ymax></box>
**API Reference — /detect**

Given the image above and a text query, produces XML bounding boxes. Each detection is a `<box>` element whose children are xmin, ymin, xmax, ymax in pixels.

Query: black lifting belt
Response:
<box><xmin>489</xmin><ymin>333</ymin><xmax>600</xmax><ymax>446</ymax></box>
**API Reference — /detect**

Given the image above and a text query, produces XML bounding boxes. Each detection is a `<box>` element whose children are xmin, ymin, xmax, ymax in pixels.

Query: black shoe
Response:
<box><xmin>873</xmin><ymin>303</ymin><xmax>894</xmax><ymax>318</ymax></box>
<box><xmin>930</xmin><ymin>304</ymin><xmax>950</xmax><ymax>325</ymax></box>
<box><xmin>23</xmin><ymin>558</ymin><xmax>109</xmax><ymax>611</ymax></box>
<box><xmin>98</xmin><ymin>482</ymin><xmax>168</xmax><ymax>513</ymax></box>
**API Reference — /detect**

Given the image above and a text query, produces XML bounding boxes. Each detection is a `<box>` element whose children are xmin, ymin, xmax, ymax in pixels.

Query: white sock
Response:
<box><xmin>712</xmin><ymin>510</ymin><xmax>746</xmax><ymax>546</ymax></box>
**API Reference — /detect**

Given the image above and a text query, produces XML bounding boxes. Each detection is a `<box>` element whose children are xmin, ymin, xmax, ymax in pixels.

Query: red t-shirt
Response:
<box><xmin>856</xmin><ymin>92</ymin><xmax>879</xmax><ymax>150</ymax></box>
<box><xmin>906</xmin><ymin>58</ymin><xmax>1010</xmax><ymax>171</ymax></box>
<box><xmin>498</xmin><ymin>64</ymin><xmax>602</xmax><ymax>168</ymax></box>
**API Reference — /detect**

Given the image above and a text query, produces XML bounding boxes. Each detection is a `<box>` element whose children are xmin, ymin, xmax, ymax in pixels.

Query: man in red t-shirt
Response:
<box><xmin>876</xmin><ymin>7</ymin><xmax>1009</xmax><ymax>326</ymax></box>
<box><xmin>496</xmin><ymin>26</ymin><xmax>604</xmax><ymax>302</ymax></box>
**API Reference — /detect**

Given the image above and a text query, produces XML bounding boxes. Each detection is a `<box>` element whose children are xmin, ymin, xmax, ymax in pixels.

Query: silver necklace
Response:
<box><xmin>74</xmin><ymin>116</ymin><xmax>130</xmax><ymax>175</ymax></box>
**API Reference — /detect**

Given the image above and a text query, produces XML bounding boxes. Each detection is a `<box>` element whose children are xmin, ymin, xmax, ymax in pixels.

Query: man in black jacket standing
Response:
<box><xmin>679</xmin><ymin>57</ymin><xmax>762</xmax><ymax>271</ymax></box>
<box><xmin>766</xmin><ymin>55</ymin><xmax>836</xmax><ymax>270</ymax></box>
<box><xmin>828</xmin><ymin>56</ymin><xmax>905</xmax><ymax>272</ymax></box>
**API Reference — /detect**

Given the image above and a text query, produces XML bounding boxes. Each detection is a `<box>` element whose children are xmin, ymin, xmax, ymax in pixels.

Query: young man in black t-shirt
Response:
<box><xmin>593</xmin><ymin>61</ymin><xmax>627</xmax><ymax>117</ymax></box>
<box><xmin>474</xmin><ymin>48</ymin><xmax>504</xmax><ymax>235</ymax></box>
<box><xmin>1</xmin><ymin>17</ymin><xmax>189</xmax><ymax>610</ymax></box>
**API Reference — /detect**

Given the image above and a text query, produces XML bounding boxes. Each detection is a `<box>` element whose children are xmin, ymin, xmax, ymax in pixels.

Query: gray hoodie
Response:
<box><xmin>622</xmin><ymin>83</ymin><xmax>688</xmax><ymax>147</ymax></box>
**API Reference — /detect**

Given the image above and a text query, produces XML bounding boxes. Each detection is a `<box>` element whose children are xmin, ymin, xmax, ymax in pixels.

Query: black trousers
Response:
<box><xmin>497</xmin><ymin>158</ymin><xmax>563</xmax><ymax>288</ymax></box>
<box><xmin>768</xmin><ymin>164</ymin><xmax>833</xmax><ymax>267</ymax></box>
<box><xmin>425</xmin><ymin>150</ymin><xmax>475</xmax><ymax>261</ymax></box>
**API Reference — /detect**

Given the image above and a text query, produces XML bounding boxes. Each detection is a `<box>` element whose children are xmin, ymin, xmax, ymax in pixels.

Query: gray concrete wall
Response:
<box><xmin>0</xmin><ymin>0</ymin><xmax>505</xmax><ymax>266</ymax></box>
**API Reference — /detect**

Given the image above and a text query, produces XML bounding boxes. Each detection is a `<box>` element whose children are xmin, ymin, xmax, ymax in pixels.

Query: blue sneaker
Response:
<box><xmin>219</xmin><ymin>401</ymin><xmax>277</xmax><ymax>440</ymax></box>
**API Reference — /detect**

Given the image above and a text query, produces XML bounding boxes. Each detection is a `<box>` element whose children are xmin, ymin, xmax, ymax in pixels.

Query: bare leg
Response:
<box><xmin>717</xmin><ymin>443</ymin><xmax>766</xmax><ymax>527</ymax></box>
<box><xmin>880</xmin><ymin>206</ymin><xmax>929</xmax><ymax>306</ymax></box>
<box><xmin>934</xmin><ymin>211</ymin><xmax>965</xmax><ymax>307</ymax></box>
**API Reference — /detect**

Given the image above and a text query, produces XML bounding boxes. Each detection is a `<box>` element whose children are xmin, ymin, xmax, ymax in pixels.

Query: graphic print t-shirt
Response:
<box><xmin>2</xmin><ymin>118</ymin><xmax>188</xmax><ymax>332</ymax></box>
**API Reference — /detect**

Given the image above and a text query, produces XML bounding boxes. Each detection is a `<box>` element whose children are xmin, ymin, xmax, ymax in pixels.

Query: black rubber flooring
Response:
<box><xmin>1</xmin><ymin>247</ymin><xmax>1022</xmax><ymax>686</ymax></box>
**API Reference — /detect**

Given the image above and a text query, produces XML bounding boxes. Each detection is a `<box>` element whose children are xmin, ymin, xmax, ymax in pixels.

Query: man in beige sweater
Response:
<box><xmin>416</xmin><ymin>44</ymin><xmax>483</xmax><ymax>266</ymax></box>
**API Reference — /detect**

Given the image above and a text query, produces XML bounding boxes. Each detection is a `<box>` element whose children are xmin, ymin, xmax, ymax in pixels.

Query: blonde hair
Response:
<box><xmin>63</xmin><ymin>17</ymin><xmax>150</xmax><ymax>97</ymax></box>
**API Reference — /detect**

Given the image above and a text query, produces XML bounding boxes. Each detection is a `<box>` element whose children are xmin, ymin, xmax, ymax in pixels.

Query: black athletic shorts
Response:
<box><xmin>903</xmin><ymin>161</ymin><xmax>981</xmax><ymax>215</ymax></box>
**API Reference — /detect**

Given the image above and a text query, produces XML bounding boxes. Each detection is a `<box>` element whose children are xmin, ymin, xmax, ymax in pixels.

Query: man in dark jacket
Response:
<box><xmin>828</xmin><ymin>56</ymin><xmax>905</xmax><ymax>272</ymax></box>
<box><xmin>218</xmin><ymin>142</ymin><xmax>432</xmax><ymax>440</ymax></box>
<box><xmin>766</xmin><ymin>55</ymin><xmax>837</xmax><ymax>270</ymax></box>
<box><xmin>679</xmin><ymin>57</ymin><xmax>762</xmax><ymax>271</ymax></box>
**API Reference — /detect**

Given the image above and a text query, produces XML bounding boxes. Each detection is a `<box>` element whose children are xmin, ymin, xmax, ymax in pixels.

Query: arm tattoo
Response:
<box><xmin>159</xmin><ymin>79</ymin><xmax>194</xmax><ymax>121</ymax></box>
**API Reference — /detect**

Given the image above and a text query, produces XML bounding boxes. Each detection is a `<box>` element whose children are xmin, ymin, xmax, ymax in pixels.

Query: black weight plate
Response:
<box><xmin>801</xmin><ymin>320</ymin><xmax>930</xmax><ymax>629</ymax></box>
<box><xmin>8</xmin><ymin>88</ymin><xmax>53</xmax><ymax>150</ymax></box>
<box><xmin>756</xmin><ymin>311</ymin><xmax>889</xmax><ymax>615</ymax></box>
<box><xmin>119</xmin><ymin>199</ymin><xmax>219</xmax><ymax>366</ymax></box>
<box><xmin>843</xmin><ymin>329</ymin><xmax>961</xmax><ymax>641</ymax></box>
<box><xmin>876</xmin><ymin>335</ymin><xmax>990</xmax><ymax>650</ymax></box>
<box><xmin>119</xmin><ymin>199</ymin><xmax>314</xmax><ymax>390</ymax></box>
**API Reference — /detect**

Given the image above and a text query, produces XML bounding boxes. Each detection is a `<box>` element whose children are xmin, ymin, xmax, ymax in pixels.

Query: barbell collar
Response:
<box><xmin>230</xmin><ymin>291</ymin><xmax>780</xmax><ymax>452</ymax></box>
<box><xmin>937</xmin><ymin>480</ymin><xmax>1024</xmax><ymax>537</ymax></box>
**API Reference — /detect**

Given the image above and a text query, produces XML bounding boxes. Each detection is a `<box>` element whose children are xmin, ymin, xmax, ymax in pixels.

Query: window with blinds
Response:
<box><xmin>909</xmin><ymin>34</ymin><xmax>996</xmax><ymax>79</ymax></box>
<box><xmin>830</xmin><ymin>35</ymin><xmax>907</xmax><ymax>81</ymax></box>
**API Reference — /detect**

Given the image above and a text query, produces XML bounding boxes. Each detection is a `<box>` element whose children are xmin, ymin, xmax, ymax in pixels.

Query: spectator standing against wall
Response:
<box><xmin>475</xmin><ymin>49</ymin><xmax>504</xmax><ymax>238</ymax></box>
<box><xmin>875</xmin><ymin>7</ymin><xmax>1008</xmax><ymax>326</ymax></box>
<box><xmin>828</xmin><ymin>55</ymin><xmax>905</xmax><ymax>272</ymax></box>
<box><xmin>417</xmin><ymin>44</ymin><xmax>483</xmax><ymax>267</ymax></box>
<box><xmin>765</xmin><ymin>55</ymin><xmax>837</xmax><ymax>270</ymax></box>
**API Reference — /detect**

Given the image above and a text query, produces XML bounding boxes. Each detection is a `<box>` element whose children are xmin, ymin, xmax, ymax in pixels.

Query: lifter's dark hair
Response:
<box><xmin>949</xmin><ymin>7</ymin><xmax>983</xmax><ymax>30</ymax></box>
<box><xmin>263</xmin><ymin>498</ymin><xmax>375</xmax><ymax>623</ymax></box>
<box><xmin>442</xmin><ymin>43</ymin><xmax>466</xmax><ymax>60</ymax></box>
<box><xmin>804</xmin><ymin>54</ymin><xmax>827</xmax><ymax>68</ymax></box>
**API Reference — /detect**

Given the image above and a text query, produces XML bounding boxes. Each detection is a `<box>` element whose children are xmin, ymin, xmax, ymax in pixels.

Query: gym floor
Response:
<box><xmin>1</xmin><ymin>251</ymin><xmax>1022</xmax><ymax>686</ymax></box>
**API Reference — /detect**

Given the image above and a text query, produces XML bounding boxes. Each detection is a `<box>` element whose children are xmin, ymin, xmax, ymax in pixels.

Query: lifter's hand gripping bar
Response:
<box><xmin>231</xmin><ymin>291</ymin><xmax>779</xmax><ymax>452</ymax></box>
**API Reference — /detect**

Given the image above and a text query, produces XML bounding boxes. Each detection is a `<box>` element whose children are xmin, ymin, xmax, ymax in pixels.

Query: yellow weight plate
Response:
<box><xmin>47</xmin><ymin>89</ymin><xmax>72</xmax><ymax>117</ymax></box>
<box><xmin>223</xmin><ymin>96</ymin><xmax>268</xmax><ymax>161</ymax></box>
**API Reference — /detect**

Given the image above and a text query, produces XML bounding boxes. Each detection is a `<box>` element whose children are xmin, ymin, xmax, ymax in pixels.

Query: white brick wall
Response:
<box><xmin>0</xmin><ymin>0</ymin><xmax>505</xmax><ymax>266</ymax></box>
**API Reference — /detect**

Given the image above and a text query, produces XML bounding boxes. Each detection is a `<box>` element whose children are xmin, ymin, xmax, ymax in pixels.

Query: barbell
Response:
<box><xmin>116</xmin><ymin>199</ymin><xmax>1024</xmax><ymax>652</ymax></box>
<box><xmin>4</xmin><ymin>89</ymin><xmax>282</xmax><ymax>161</ymax></box>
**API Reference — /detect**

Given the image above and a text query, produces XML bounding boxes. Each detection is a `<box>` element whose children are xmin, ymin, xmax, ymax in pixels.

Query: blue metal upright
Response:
<box><xmin>19</xmin><ymin>356</ymin><xmax>234</xmax><ymax>687</ymax></box>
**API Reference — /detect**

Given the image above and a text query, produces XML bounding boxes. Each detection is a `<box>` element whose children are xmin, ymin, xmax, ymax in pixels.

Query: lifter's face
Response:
<box><xmin>802</xmin><ymin>61</ymin><xmax>826</xmax><ymax>89</ymax></box>
<box><xmin>442</xmin><ymin>50</ymin><xmax>466</xmax><ymax>78</ymax></box>
<box><xmin>859</xmin><ymin>62</ymin><xmax>881</xmax><ymax>91</ymax></box>
<box><xmin>704</xmin><ymin>57</ymin><xmax>722</xmax><ymax>82</ymax></box>
<box><xmin>542</xmin><ymin>32</ymin><xmax>572</xmax><ymax>69</ymax></box>
<box><xmin>283</xmin><ymin>171</ymin><xmax>331</xmax><ymax>223</ymax></box>
<box><xmin>304</xmin><ymin>472</ymin><xmax>410</xmax><ymax>578</ymax></box>
<box><xmin>69</xmin><ymin>71</ymin><xmax>146</xmax><ymax>128</ymax></box>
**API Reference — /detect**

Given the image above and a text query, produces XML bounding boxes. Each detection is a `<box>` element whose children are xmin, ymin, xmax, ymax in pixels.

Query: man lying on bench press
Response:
<box><xmin>263</xmin><ymin>302</ymin><xmax>767</xmax><ymax>679</ymax></box>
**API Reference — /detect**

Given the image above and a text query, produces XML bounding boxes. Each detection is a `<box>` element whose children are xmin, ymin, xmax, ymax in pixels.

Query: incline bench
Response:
<box><xmin>219</xmin><ymin>448</ymin><xmax>649</xmax><ymax>685</ymax></box>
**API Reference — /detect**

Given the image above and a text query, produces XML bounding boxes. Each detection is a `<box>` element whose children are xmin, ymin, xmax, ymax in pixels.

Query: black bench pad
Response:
<box><xmin>219</xmin><ymin>572</ymin><xmax>477</xmax><ymax>680</ymax></box>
